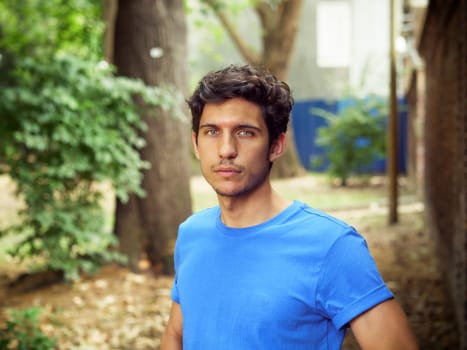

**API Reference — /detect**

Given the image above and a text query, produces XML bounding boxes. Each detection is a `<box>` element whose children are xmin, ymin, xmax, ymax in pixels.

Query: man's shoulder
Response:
<box><xmin>291</xmin><ymin>200</ymin><xmax>351</xmax><ymax>231</ymax></box>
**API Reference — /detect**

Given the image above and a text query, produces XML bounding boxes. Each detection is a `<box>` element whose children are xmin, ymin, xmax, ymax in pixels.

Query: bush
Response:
<box><xmin>0</xmin><ymin>307</ymin><xmax>57</xmax><ymax>350</ymax></box>
<box><xmin>0</xmin><ymin>54</ymin><xmax>180</xmax><ymax>280</ymax></box>
<box><xmin>311</xmin><ymin>96</ymin><xmax>387</xmax><ymax>186</ymax></box>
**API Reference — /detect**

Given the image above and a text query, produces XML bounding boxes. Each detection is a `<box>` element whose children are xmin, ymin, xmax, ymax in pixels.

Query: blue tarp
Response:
<box><xmin>291</xmin><ymin>98</ymin><xmax>408</xmax><ymax>174</ymax></box>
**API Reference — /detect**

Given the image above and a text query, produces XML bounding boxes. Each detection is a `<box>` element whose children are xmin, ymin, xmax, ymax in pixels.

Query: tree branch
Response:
<box><xmin>204</xmin><ymin>0</ymin><xmax>261</xmax><ymax>65</ymax></box>
<box><xmin>256</xmin><ymin>0</ymin><xmax>303</xmax><ymax>77</ymax></box>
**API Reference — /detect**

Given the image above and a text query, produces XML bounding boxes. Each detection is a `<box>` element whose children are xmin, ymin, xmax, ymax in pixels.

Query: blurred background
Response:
<box><xmin>0</xmin><ymin>0</ymin><xmax>465</xmax><ymax>349</ymax></box>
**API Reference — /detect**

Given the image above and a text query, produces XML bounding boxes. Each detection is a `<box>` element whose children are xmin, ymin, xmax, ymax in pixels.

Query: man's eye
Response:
<box><xmin>205</xmin><ymin>129</ymin><xmax>218</xmax><ymax>136</ymax></box>
<box><xmin>238</xmin><ymin>130</ymin><xmax>254</xmax><ymax>137</ymax></box>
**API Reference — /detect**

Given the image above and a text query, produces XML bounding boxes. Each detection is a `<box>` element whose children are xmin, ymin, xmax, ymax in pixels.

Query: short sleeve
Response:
<box><xmin>316</xmin><ymin>229</ymin><xmax>393</xmax><ymax>330</ymax></box>
<box><xmin>171</xmin><ymin>224</ymin><xmax>182</xmax><ymax>303</ymax></box>
<box><xmin>171</xmin><ymin>275</ymin><xmax>180</xmax><ymax>303</ymax></box>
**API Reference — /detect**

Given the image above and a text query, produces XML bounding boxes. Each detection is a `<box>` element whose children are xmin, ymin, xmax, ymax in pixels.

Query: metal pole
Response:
<box><xmin>388</xmin><ymin>0</ymin><xmax>399</xmax><ymax>224</ymax></box>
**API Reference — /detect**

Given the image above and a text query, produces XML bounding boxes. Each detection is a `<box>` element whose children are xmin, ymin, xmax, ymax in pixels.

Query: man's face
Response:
<box><xmin>193</xmin><ymin>98</ymin><xmax>283</xmax><ymax>198</ymax></box>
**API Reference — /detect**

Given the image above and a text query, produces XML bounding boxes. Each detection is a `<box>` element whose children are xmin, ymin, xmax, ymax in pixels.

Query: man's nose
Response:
<box><xmin>219</xmin><ymin>134</ymin><xmax>237</xmax><ymax>159</ymax></box>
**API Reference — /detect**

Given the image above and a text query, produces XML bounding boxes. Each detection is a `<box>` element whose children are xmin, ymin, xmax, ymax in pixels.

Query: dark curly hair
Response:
<box><xmin>187</xmin><ymin>64</ymin><xmax>294</xmax><ymax>146</ymax></box>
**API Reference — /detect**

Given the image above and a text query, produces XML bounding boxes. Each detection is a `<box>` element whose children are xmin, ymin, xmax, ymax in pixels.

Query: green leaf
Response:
<box><xmin>0</xmin><ymin>5</ymin><xmax>180</xmax><ymax>279</ymax></box>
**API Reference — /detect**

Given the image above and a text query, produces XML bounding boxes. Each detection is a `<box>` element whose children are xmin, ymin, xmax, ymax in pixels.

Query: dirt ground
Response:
<box><xmin>0</xmin><ymin>203</ymin><xmax>459</xmax><ymax>349</ymax></box>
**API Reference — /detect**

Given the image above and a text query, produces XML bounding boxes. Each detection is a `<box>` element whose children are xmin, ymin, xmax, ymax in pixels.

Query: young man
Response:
<box><xmin>161</xmin><ymin>64</ymin><xmax>418</xmax><ymax>349</ymax></box>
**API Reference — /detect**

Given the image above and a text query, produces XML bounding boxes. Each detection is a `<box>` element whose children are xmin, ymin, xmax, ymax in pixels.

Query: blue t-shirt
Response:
<box><xmin>171</xmin><ymin>200</ymin><xmax>392</xmax><ymax>349</ymax></box>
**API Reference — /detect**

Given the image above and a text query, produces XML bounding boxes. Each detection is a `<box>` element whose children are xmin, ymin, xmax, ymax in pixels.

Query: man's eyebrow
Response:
<box><xmin>199</xmin><ymin>123</ymin><xmax>217</xmax><ymax>129</ymax></box>
<box><xmin>235</xmin><ymin>124</ymin><xmax>261</xmax><ymax>131</ymax></box>
<box><xmin>199</xmin><ymin>123</ymin><xmax>261</xmax><ymax>130</ymax></box>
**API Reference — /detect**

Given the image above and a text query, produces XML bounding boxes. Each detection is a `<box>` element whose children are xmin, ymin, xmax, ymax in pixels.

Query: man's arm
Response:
<box><xmin>350</xmin><ymin>298</ymin><xmax>418</xmax><ymax>350</ymax></box>
<box><xmin>160</xmin><ymin>302</ymin><xmax>183</xmax><ymax>350</ymax></box>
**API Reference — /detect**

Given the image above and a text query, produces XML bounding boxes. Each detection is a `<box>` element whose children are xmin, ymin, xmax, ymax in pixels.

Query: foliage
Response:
<box><xmin>0</xmin><ymin>0</ymin><xmax>103</xmax><ymax>60</ymax></box>
<box><xmin>311</xmin><ymin>96</ymin><xmax>387</xmax><ymax>186</ymax></box>
<box><xmin>0</xmin><ymin>1</ymin><xmax>181</xmax><ymax>280</ymax></box>
<box><xmin>0</xmin><ymin>54</ymin><xmax>179</xmax><ymax>280</ymax></box>
<box><xmin>0</xmin><ymin>307</ymin><xmax>57</xmax><ymax>350</ymax></box>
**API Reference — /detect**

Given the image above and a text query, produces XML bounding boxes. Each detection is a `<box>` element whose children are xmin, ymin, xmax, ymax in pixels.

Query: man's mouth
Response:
<box><xmin>213</xmin><ymin>165</ymin><xmax>242</xmax><ymax>176</ymax></box>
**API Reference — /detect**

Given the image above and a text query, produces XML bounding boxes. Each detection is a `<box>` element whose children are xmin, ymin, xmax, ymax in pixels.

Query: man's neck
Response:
<box><xmin>217</xmin><ymin>187</ymin><xmax>291</xmax><ymax>228</ymax></box>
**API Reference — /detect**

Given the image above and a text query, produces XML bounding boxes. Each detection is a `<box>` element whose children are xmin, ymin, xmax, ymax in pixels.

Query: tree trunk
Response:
<box><xmin>258</xmin><ymin>0</ymin><xmax>305</xmax><ymax>178</ymax></box>
<box><xmin>102</xmin><ymin>0</ymin><xmax>117</xmax><ymax>63</ymax></box>
<box><xmin>113</xmin><ymin>0</ymin><xmax>192</xmax><ymax>274</ymax></box>
<box><xmin>270</xmin><ymin>129</ymin><xmax>303</xmax><ymax>178</ymax></box>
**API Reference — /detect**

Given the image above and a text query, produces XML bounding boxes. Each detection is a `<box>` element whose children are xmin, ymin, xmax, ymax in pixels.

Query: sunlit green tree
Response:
<box><xmin>0</xmin><ymin>0</ymin><xmax>178</xmax><ymax>280</ymax></box>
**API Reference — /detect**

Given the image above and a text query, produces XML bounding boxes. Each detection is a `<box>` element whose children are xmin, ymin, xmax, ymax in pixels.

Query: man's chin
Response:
<box><xmin>213</xmin><ymin>185</ymin><xmax>247</xmax><ymax>198</ymax></box>
<box><xmin>214</xmin><ymin>189</ymin><xmax>242</xmax><ymax>198</ymax></box>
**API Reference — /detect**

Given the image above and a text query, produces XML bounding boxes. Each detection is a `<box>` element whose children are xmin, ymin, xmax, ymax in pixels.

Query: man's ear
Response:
<box><xmin>269</xmin><ymin>133</ymin><xmax>287</xmax><ymax>162</ymax></box>
<box><xmin>192</xmin><ymin>131</ymin><xmax>200</xmax><ymax>160</ymax></box>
